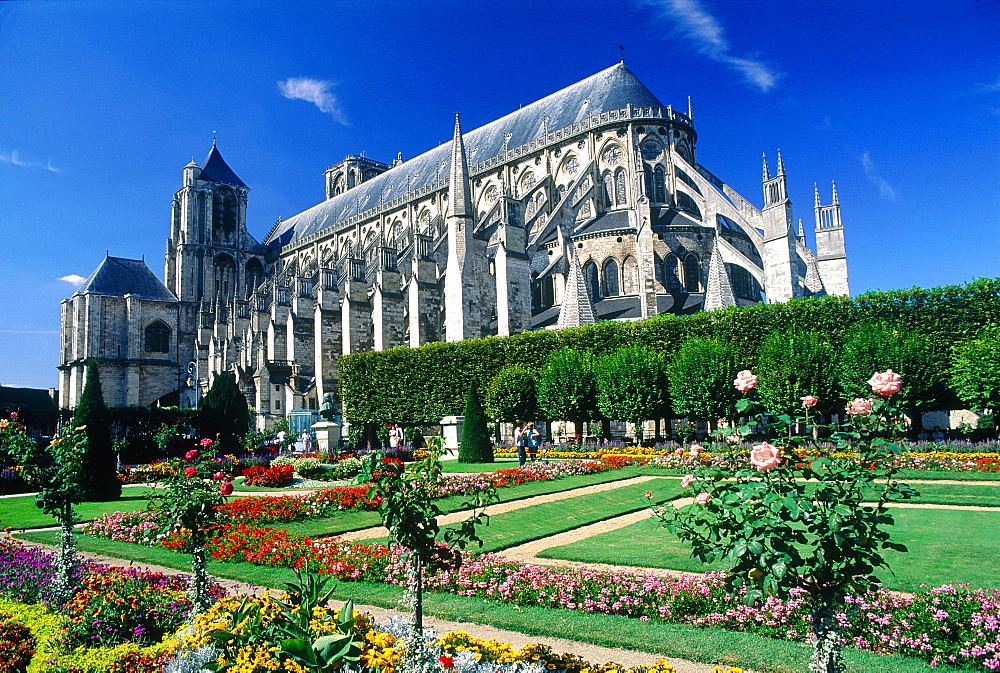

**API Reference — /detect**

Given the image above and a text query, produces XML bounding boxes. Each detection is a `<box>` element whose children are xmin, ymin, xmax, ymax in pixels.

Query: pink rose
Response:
<box><xmin>183</xmin><ymin>466</ymin><xmax>198</xmax><ymax>478</ymax></box>
<box><xmin>695</xmin><ymin>492</ymin><xmax>712</xmax><ymax>505</ymax></box>
<box><xmin>212</xmin><ymin>471</ymin><xmax>224</xmax><ymax>480</ymax></box>
<box><xmin>220</xmin><ymin>481</ymin><xmax>234</xmax><ymax>496</ymax></box>
<box><xmin>199</xmin><ymin>438</ymin><xmax>214</xmax><ymax>447</ymax></box>
<box><xmin>847</xmin><ymin>398</ymin><xmax>873</xmax><ymax>415</ymax></box>
<box><xmin>800</xmin><ymin>395</ymin><xmax>819</xmax><ymax>408</ymax></box>
<box><xmin>184</xmin><ymin>449</ymin><xmax>198</xmax><ymax>461</ymax></box>
<box><xmin>749</xmin><ymin>442</ymin><xmax>782</xmax><ymax>471</ymax></box>
<box><xmin>868</xmin><ymin>369</ymin><xmax>903</xmax><ymax>396</ymax></box>
<box><xmin>689</xmin><ymin>443</ymin><xmax>703</xmax><ymax>457</ymax></box>
<box><xmin>733</xmin><ymin>370</ymin><xmax>758</xmax><ymax>392</ymax></box>
<box><xmin>673</xmin><ymin>448</ymin><xmax>684</xmax><ymax>456</ymax></box>
<box><xmin>681</xmin><ymin>474</ymin><xmax>695</xmax><ymax>488</ymax></box>
<box><xmin>644</xmin><ymin>490</ymin><xmax>653</xmax><ymax>499</ymax></box>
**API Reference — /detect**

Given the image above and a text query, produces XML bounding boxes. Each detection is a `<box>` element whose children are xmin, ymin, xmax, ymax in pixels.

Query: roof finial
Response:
<box><xmin>831</xmin><ymin>179</ymin><xmax>840</xmax><ymax>205</ymax></box>
<box><xmin>687</xmin><ymin>96</ymin><xmax>693</xmax><ymax>120</ymax></box>
<box><xmin>762</xmin><ymin>153</ymin><xmax>770</xmax><ymax>181</ymax></box>
<box><xmin>776</xmin><ymin>149</ymin><xmax>786</xmax><ymax>175</ymax></box>
<box><xmin>212</xmin><ymin>130</ymin><xmax>217</xmax><ymax>147</ymax></box>
<box><xmin>797</xmin><ymin>219</ymin><xmax>805</xmax><ymax>239</ymax></box>
<box><xmin>619</xmin><ymin>44</ymin><xmax>625</xmax><ymax>63</ymax></box>
<box><xmin>814</xmin><ymin>182</ymin><xmax>821</xmax><ymax>207</ymax></box>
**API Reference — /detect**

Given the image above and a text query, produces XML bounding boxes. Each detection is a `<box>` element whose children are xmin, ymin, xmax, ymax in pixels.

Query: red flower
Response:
<box><xmin>199</xmin><ymin>438</ymin><xmax>214</xmax><ymax>447</ymax></box>
<box><xmin>220</xmin><ymin>482</ymin><xmax>234</xmax><ymax>496</ymax></box>
<box><xmin>184</xmin><ymin>450</ymin><xmax>199</xmax><ymax>461</ymax></box>
<box><xmin>183</xmin><ymin>466</ymin><xmax>198</xmax><ymax>478</ymax></box>
<box><xmin>438</xmin><ymin>655</ymin><xmax>455</xmax><ymax>669</ymax></box>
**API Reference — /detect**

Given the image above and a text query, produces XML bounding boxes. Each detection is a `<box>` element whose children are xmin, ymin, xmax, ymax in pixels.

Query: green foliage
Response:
<box><xmin>339</xmin><ymin>278</ymin><xmax>1000</xmax><ymax>426</ymax></box>
<box><xmin>536</xmin><ymin>347</ymin><xmax>600</xmax><ymax>423</ymax></box>
<box><xmin>72</xmin><ymin>361</ymin><xmax>122</xmax><ymax>501</ymax></box>
<box><xmin>666</xmin><ymin>337</ymin><xmax>740</xmax><ymax>422</ymax></box>
<box><xmin>200</xmin><ymin>372</ymin><xmax>250</xmax><ymax>451</ymax></box>
<box><xmin>459</xmin><ymin>387</ymin><xmax>493</xmax><ymax>463</ymax></box>
<box><xmin>755</xmin><ymin>330</ymin><xmax>839</xmax><ymax>416</ymax></box>
<box><xmin>483</xmin><ymin>366</ymin><xmax>538</xmax><ymax>422</ymax></box>
<box><xmin>594</xmin><ymin>345</ymin><xmax>669</xmax><ymax>439</ymax></box>
<box><xmin>839</xmin><ymin>322</ymin><xmax>952</xmax><ymax>416</ymax></box>
<box><xmin>950</xmin><ymin>329</ymin><xmax>1000</xmax><ymax>411</ymax></box>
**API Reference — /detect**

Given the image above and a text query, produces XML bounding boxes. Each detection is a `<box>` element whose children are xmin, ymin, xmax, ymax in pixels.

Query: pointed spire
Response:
<box><xmin>448</xmin><ymin>113</ymin><xmax>473</xmax><ymax>218</ymax></box>
<box><xmin>814</xmin><ymin>182</ymin><xmax>821</xmax><ymax>208</ymax></box>
<box><xmin>556</xmin><ymin>243</ymin><xmax>596</xmax><ymax>329</ymax></box>
<box><xmin>776</xmin><ymin>149</ymin><xmax>786</xmax><ymax>176</ymax></box>
<box><xmin>798</xmin><ymin>219</ymin><xmax>805</xmax><ymax>239</ymax></box>
<box><xmin>687</xmin><ymin>95</ymin><xmax>693</xmax><ymax>120</ymax></box>
<box><xmin>762</xmin><ymin>153</ymin><xmax>770</xmax><ymax>181</ymax></box>
<box><xmin>831</xmin><ymin>180</ymin><xmax>839</xmax><ymax>205</ymax></box>
<box><xmin>703</xmin><ymin>239</ymin><xmax>736</xmax><ymax>312</ymax></box>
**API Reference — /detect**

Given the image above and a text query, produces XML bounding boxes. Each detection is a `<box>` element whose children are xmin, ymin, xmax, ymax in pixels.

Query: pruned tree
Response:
<box><xmin>72</xmin><ymin>360</ymin><xmax>121</xmax><ymax>501</ymax></box>
<box><xmin>483</xmin><ymin>366</ymin><xmax>538</xmax><ymax>423</ymax></box>
<box><xmin>458</xmin><ymin>386</ymin><xmax>494</xmax><ymax>463</ymax></box>
<box><xmin>536</xmin><ymin>347</ymin><xmax>600</xmax><ymax>437</ymax></box>
<box><xmin>666</xmin><ymin>337</ymin><xmax>741</xmax><ymax>425</ymax></box>
<box><xmin>200</xmin><ymin>371</ymin><xmax>250</xmax><ymax>451</ymax></box>
<box><xmin>756</xmin><ymin>330</ymin><xmax>839</xmax><ymax>417</ymax></box>
<box><xmin>951</xmin><ymin>329</ymin><xmax>1000</xmax><ymax>414</ymax></box>
<box><xmin>595</xmin><ymin>344</ymin><xmax>669</xmax><ymax>442</ymax></box>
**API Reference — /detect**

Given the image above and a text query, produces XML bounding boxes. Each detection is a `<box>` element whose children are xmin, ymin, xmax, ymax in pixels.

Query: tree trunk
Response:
<box><xmin>187</xmin><ymin>528</ymin><xmax>211</xmax><ymax>618</ymax></box>
<box><xmin>410</xmin><ymin>551</ymin><xmax>423</xmax><ymax>635</ymax></box>
<box><xmin>808</xmin><ymin>601</ymin><xmax>845</xmax><ymax>673</ymax></box>
<box><xmin>52</xmin><ymin>503</ymin><xmax>78</xmax><ymax>605</ymax></box>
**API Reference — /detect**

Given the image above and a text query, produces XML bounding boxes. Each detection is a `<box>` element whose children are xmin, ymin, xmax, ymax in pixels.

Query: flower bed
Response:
<box><xmin>240</xmin><ymin>463</ymin><xmax>294</xmax><ymax>487</ymax></box>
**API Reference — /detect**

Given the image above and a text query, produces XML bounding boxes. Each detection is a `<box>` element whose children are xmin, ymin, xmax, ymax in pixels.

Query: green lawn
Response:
<box><xmin>540</xmin><ymin>506</ymin><xmax>1000</xmax><ymax>592</ymax></box>
<box><xmin>896</xmin><ymin>481</ymin><xmax>1000</xmax><ymax>506</ymax></box>
<box><xmin>897</xmin><ymin>469</ymin><xmax>1000</xmax><ymax>481</ymax></box>
<box><xmin>10</xmin><ymin>531</ymin><xmax>963</xmax><ymax>673</ymax></box>
<box><xmin>0</xmin><ymin>488</ymin><xmax>163</xmax><ymax>530</ymax></box>
<box><xmin>440</xmin><ymin>459</ymin><xmax>526</xmax><ymax>473</ymax></box>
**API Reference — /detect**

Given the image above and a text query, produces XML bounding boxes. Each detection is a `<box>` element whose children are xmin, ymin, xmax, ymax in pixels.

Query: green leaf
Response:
<box><xmin>280</xmin><ymin>638</ymin><xmax>319</xmax><ymax>665</ymax></box>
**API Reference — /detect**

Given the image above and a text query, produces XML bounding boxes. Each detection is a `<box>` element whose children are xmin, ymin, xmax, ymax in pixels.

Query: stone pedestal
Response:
<box><xmin>312</xmin><ymin>421</ymin><xmax>342</xmax><ymax>453</ymax></box>
<box><xmin>440</xmin><ymin>416</ymin><xmax>464</xmax><ymax>451</ymax></box>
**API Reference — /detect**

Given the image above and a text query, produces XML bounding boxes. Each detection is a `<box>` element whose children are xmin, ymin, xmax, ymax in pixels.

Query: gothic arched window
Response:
<box><xmin>622</xmin><ymin>256</ymin><xmax>639</xmax><ymax>295</ymax></box>
<box><xmin>614</xmin><ymin>168</ymin><xmax>627</xmax><ymax>205</ymax></box>
<box><xmin>663</xmin><ymin>254</ymin><xmax>681</xmax><ymax>292</ymax></box>
<box><xmin>583</xmin><ymin>260</ymin><xmax>600</xmax><ymax>300</ymax></box>
<box><xmin>683</xmin><ymin>254</ymin><xmax>701</xmax><ymax>292</ymax></box>
<box><xmin>245</xmin><ymin>258</ymin><xmax>264</xmax><ymax>299</ymax></box>
<box><xmin>642</xmin><ymin>166</ymin><xmax>654</xmax><ymax>199</ymax></box>
<box><xmin>144</xmin><ymin>321</ymin><xmax>170</xmax><ymax>353</ymax></box>
<box><xmin>653</xmin><ymin>165</ymin><xmax>667</xmax><ymax>203</ymax></box>
<box><xmin>602</xmin><ymin>172</ymin><xmax>614</xmax><ymax>207</ymax></box>
<box><xmin>214</xmin><ymin>254</ymin><xmax>237</xmax><ymax>304</ymax></box>
<box><xmin>601</xmin><ymin>257</ymin><xmax>620</xmax><ymax>297</ymax></box>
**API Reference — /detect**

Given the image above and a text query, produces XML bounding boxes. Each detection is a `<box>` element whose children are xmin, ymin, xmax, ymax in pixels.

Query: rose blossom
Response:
<box><xmin>847</xmin><ymin>398</ymin><xmax>873</xmax><ymax>415</ymax></box>
<box><xmin>695</xmin><ymin>492</ymin><xmax>712</xmax><ymax>505</ymax></box>
<box><xmin>644</xmin><ymin>490</ymin><xmax>653</xmax><ymax>499</ymax></box>
<box><xmin>673</xmin><ymin>448</ymin><xmax>684</xmax><ymax>456</ymax></box>
<box><xmin>220</xmin><ymin>481</ymin><xmax>234</xmax><ymax>496</ymax></box>
<box><xmin>184</xmin><ymin>449</ymin><xmax>198</xmax><ymax>461</ymax></box>
<box><xmin>868</xmin><ymin>369</ymin><xmax>903</xmax><ymax>396</ymax></box>
<box><xmin>212</xmin><ymin>471</ymin><xmax>224</xmax><ymax>480</ymax></box>
<box><xmin>199</xmin><ymin>438</ymin><xmax>214</xmax><ymax>447</ymax></box>
<box><xmin>733</xmin><ymin>370</ymin><xmax>758</xmax><ymax>392</ymax></box>
<box><xmin>800</xmin><ymin>395</ymin><xmax>819</xmax><ymax>408</ymax></box>
<box><xmin>681</xmin><ymin>474</ymin><xmax>695</xmax><ymax>488</ymax></box>
<box><xmin>689</xmin><ymin>443</ymin><xmax>703</xmax><ymax>457</ymax></box>
<box><xmin>183</xmin><ymin>466</ymin><xmax>198</xmax><ymax>478</ymax></box>
<box><xmin>749</xmin><ymin>442</ymin><xmax>781</xmax><ymax>471</ymax></box>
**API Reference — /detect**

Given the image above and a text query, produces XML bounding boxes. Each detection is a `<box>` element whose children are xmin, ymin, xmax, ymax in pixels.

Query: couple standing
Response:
<box><xmin>514</xmin><ymin>421</ymin><xmax>540</xmax><ymax>467</ymax></box>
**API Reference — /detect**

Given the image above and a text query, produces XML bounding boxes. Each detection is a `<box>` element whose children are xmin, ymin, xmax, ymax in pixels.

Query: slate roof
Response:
<box><xmin>269</xmin><ymin>63</ymin><xmax>665</xmax><ymax>247</ymax></box>
<box><xmin>199</xmin><ymin>143</ymin><xmax>248</xmax><ymax>189</ymax></box>
<box><xmin>75</xmin><ymin>256</ymin><xmax>177</xmax><ymax>302</ymax></box>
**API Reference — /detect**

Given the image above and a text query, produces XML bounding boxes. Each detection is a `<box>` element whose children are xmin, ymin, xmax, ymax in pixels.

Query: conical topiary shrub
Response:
<box><xmin>200</xmin><ymin>371</ymin><xmax>250</xmax><ymax>452</ymax></box>
<box><xmin>72</xmin><ymin>360</ymin><xmax>122</xmax><ymax>501</ymax></box>
<box><xmin>458</xmin><ymin>385</ymin><xmax>493</xmax><ymax>463</ymax></box>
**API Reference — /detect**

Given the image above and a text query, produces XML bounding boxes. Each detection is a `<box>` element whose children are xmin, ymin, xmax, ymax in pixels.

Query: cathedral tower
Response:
<box><xmin>814</xmin><ymin>181</ymin><xmax>849</xmax><ymax>296</ymax></box>
<box><xmin>443</xmin><ymin>114</ymin><xmax>480</xmax><ymax>341</ymax></box>
<box><xmin>760</xmin><ymin>151</ymin><xmax>799</xmax><ymax>302</ymax></box>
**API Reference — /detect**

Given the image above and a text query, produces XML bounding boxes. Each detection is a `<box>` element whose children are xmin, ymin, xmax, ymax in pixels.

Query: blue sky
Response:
<box><xmin>1</xmin><ymin>0</ymin><xmax>998</xmax><ymax>390</ymax></box>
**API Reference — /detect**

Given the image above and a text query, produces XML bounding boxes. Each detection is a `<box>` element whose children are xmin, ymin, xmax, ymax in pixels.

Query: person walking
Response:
<box><xmin>526</xmin><ymin>422</ymin><xmax>540</xmax><ymax>461</ymax></box>
<box><xmin>514</xmin><ymin>421</ymin><xmax>526</xmax><ymax>467</ymax></box>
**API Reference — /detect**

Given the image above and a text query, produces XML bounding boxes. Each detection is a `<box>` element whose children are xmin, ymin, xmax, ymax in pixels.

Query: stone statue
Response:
<box><xmin>319</xmin><ymin>393</ymin><xmax>342</xmax><ymax>425</ymax></box>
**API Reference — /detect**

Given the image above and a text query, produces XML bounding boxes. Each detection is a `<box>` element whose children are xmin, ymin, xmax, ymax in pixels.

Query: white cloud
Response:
<box><xmin>0</xmin><ymin>148</ymin><xmax>60</xmax><ymax>173</ymax></box>
<box><xmin>278</xmin><ymin>77</ymin><xmax>348</xmax><ymax>125</ymax></box>
<box><xmin>59</xmin><ymin>274</ymin><xmax>87</xmax><ymax>287</ymax></box>
<box><xmin>646</xmin><ymin>0</ymin><xmax>781</xmax><ymax>92</ymax></box>
<box><xmin>860</xmin><ymin>151</ymin><xmax>898</xmax><ymax>202</ymax></box>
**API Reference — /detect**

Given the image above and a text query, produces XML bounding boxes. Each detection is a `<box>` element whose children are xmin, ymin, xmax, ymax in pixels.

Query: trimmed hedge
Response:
<box><xmin>339</xmin><ymin>278</ymin><xmax>1000</xmax><ymax>425</ymax></box>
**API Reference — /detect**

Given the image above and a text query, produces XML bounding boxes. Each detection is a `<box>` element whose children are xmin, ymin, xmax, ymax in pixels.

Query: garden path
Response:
<box><xmin>13</xmin><ymin>537</ymin><xmax>738</xmax><ymax>673</ymax></box>
<box><xmin>335</xmin><ymin>475</ymin><xmax>659</xmax><ymax>541</ymax></box>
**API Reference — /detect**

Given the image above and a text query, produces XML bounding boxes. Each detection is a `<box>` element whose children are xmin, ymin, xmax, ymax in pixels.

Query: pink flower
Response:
<box><xmin>801</xmin><ymin>395</ymin><xmax>819</xmax><ymax>408</ymax></box>
<box><xmin>673</xmin><ymin>448</ymin><xmax>684</xmax><ymax>456</ymax></box>
<box><xmin>184</xmin><ymin>449</ymin><xmax>198</xmax><ymax>461</ymax></box>
<box><xmin>695</xmin><ymin>492</ymin><xmax>712</xmax><ymax>505</ymax></box>
<box><xmin>689</xmin><ymin>443</ymin><xmax>703</xmax><ymax>457</ymax></box>
<box><xmin>212</xmin><ymin>471</ymin><xmax>224</xmax><ymax>480</ymax></box>
<box><xmin>681</xmin><ymin>474</ymin><xmax>695</xmax><ymax>488</ymax></box>
<box><xmin>220</xmin><ymin>481</ymin><xmax>234</xmax><ymax>496</ymax></box>
<box><xmin>750</xmin><ymin>442</ymin><xmax>782</xmax><ymax>471</ymax></box>
<box><xmin>199</xmin><ymin>438</ymin><xmax>214</xmax><ymax>447</ymax></box>
<box><xmin>733</xmin><ymin>370</ymin><xmax>758</xmax><ymax>392</ymax></box>
<box><xmin>868</xmin><ymin>369</ymin><xmax>903</xmax><ymax>396</ymax></box>
<box><xmin>847</xmin><ymin>398</ymin><xmax>873</xmax><ymax>415</ymax></box>
<box><xmin>644</xmin><ymin>490</ymin><xmax>653</xmax><ymax>499</ymax></box>
<box><xmin>183</xmin><ymin>466</ymin><xmax>198</xmax><ymax>478</ymax></box>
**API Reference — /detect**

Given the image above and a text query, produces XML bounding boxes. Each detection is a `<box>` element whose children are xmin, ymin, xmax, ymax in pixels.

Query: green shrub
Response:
<box><xmin>459</xmin><ymin>386</ymin><xmax>493</xmax><ymax>463</ymax></box>
<box><xmin>72</xmin><ymin>360</ymin><xmax>121</xmax><ymax>501</ymax></box>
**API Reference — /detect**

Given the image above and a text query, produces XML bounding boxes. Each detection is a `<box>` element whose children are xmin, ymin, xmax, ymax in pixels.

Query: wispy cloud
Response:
<box><xmin>278</xmin><ymin>77</ymin><xmax>348</xmax><ymax>125</ymax></box>
<box><xmin>859</xmin><ymin>151</ymin><xmax>898</xmax><ymax>202</ymax></box>
<box><xmin>646</xmin><ymin>0</ymin><xmax>781</xmax><ymax>92</ymax></box>
<box><xmin>0</xmin><ymin>329</ymin><xmax>60</xmax><ymax>335</ymax></box>
<box><xmin>59</xmin><ymin>274</ymin><xmax>87</xmax><ymax>287</ymax></box>
<box><xmin>0</xmin><ymin>149</ymin><xmax>60</xmax><ymax>173</ymax></box>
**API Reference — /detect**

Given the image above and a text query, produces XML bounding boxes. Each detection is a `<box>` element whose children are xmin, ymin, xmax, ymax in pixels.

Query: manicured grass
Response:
<box><xmin>11</xmin><ymin>531</ymin><xmax>963</xmax><ymax>673</ymax></box>
<box><xmin>896</xmin><ymin>481</ymin><xmax>1000</xmax><ymax>507</ymax></box>
<box><xmin>231</xmin><ymin>476</ymin><xmax>325</xmax><ymax>492</ymax></box>
<box><xmin>0</xmin><ymin>488</ymin><xmax>163</xmax><ymax>530</ymax></box>
<box><xmin>898</xmin><ymin>469</ymin><xmax>1000</xmax><ymax>481</ymax></box>
<box><xmin>540</xmin><ymin>506</ymin><xmax>1000</xmax><ymax>592</ymax></box>
<box><xmin>441</xmin><ymin>459</ymin><xmax>526</xmax><ymax>473</ymax></box>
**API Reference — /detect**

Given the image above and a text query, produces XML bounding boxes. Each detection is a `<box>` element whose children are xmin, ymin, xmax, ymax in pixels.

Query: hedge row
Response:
<box><xmin>339</xmin><ymin>278</ymin><xmax>1000</xmax><ymax>425</ymax></box>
